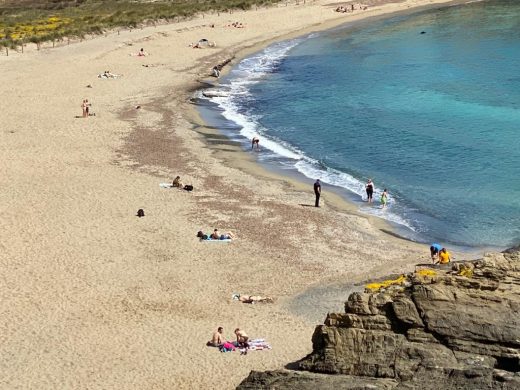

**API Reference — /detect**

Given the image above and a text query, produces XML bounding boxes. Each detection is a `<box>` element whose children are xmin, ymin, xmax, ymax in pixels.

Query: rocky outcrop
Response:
<box><xmin>238</xmin><ymin>249</ymin><xmax>520</xmax><ymax>389</ymax></box>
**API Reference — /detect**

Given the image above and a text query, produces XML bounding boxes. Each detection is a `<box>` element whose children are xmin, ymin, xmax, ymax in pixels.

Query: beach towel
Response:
<box><xmin>219</xmin><ymin>342</ymin><xmax>235</xmax><ymax>352</ymax></box>
<box><xmin>202</xmin><ymin>238</ymin><xmax>232</xmax><ymax>242</ymax></box>
<box><xmin>160</xmin><ymin>183</ymin><xmax>173</xmax><ymax>188</ymax></box>
<box><xmin>247</xmin><ymin>339</ymin><xmax>271</xmax><ymax>351</ymax></box>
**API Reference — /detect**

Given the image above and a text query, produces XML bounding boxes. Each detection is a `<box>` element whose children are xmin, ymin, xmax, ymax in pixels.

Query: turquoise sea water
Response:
<box><xmin>200</xmin><ymin>0</ymin><xmax>520</xmax><ymax>248</ymax></box>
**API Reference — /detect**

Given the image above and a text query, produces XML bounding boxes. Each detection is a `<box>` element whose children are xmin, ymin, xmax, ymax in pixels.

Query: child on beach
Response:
<box><xmin>380</xmin><ymin>188</ymin><xmax>388</xmax><ymax>208</ymax></box>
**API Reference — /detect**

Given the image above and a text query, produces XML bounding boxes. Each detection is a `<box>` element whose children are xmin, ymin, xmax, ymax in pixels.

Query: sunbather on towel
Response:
<box><xmin>213</xmin><ymin>229</ymin><xmax>235</xmax><ymax>240</ymax></box>
<box><xmin>241</xmin><ymin>295</ymin><xmax>273</xmax><ymax>304</ymax></box>
<box><xmin>210</xmin><ymin>229</ymin><xmax>220</xmax><ymax>240</ymax></box>
<box><xmin>207</xmin><ymin>327</ymin><xmax>225</xmax><ymax>347</ymax></box>
<box><xmin>232</xmin><ymin>293</ymin><xmax>272</xmax><ymax>303</ymax></box>
<box><xmin>220</xmin><ymin>231</ymin><xmax>236</xmax><ymax>240</ymax></box>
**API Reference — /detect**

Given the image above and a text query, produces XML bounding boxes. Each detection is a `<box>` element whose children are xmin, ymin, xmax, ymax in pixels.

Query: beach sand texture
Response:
<box><xmin>1</xmin><ymin>0</ymin><xmax>460</xmax><ymax>388</ymax></box>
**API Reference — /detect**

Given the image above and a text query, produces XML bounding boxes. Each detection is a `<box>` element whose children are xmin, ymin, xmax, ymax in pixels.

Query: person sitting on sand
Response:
<box><xmin>234</xmin><ymin>328</ymin><xmax>249</xmax><ymax>348</ymax></box>
<box><xmin>172</xmin><ymin>176</ymin><xmax>183</xmax><ymax>188</ymax></box>
<box><xmin>138</xmin><ymin>48</ymin><xmax>146</xmax><ymax>57</ymax></box>
<box><xmin>207</xmin><ymin>327</ymin><xmax>225</xmax><ymax>347</ymax></box>
<box><xmin>437</xmin><ymin>248</ymin><xmax>451</xmax><ymax>264</ymax></box>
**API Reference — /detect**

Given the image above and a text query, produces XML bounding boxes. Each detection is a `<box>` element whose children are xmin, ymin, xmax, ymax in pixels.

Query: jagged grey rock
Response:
<box><xmin>238</xmin><ymin>248</ymin><xmax>520</xmax><ymax>389</ymax></box>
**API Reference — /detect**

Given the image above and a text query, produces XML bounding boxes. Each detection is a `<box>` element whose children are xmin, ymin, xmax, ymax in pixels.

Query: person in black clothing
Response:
<box><xmin>314</xmin><ymin>179</ymin><xmax>321</xmax><ymax>207</ymax></box>
<box><xmin>365</xmin><ymin>178</ymin><xmax>374</xmax><ymax>203</ymax></box>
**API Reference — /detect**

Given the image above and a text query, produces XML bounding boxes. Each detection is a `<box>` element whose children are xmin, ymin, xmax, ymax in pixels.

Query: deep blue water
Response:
<box><xmin>201</xmin><ymin>0</ymin><xmax>520</xmax><ymax>248</ymax></box>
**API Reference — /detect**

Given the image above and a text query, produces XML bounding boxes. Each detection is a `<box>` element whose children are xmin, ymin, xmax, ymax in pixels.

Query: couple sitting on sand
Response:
<box><xmin>208</xmin><ymin>327</ymin><xmax>249</xmax><ymax>352</ymax></box>
<box><xmin>197</xmin><ymin>229</ymin><xmax>235</xmax><ymax>240</ymax></box>
<box><xmin>430</xmin><ymin>243</ymin><xmax>452</xmax><ymax>264</ymax></box>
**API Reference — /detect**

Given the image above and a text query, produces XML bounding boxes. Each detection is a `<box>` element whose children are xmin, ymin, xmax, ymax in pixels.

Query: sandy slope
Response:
<box><xmin>0</xmin><ymin>0</ymin><xmax>465</xmax><ymax>388</ymax></box>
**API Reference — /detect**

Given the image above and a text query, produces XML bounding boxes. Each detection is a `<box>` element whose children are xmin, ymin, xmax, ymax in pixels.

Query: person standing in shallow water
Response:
<box><xmin>380</xmin><ymin>188</ymin><xmax>388</xmax><ymax>208</ymax></box>
<box><xmin>314</xmin><ymin>179</ymin><xmax>321</xmax><ymax>207</ymax></box>
<box><xmin>251</xmin><ymin>137</ymin><xmax>260</xmax><ymax>150</ymax></box>
<box><xmin>365</xmin><ymin>179</ymin><xmax>374</xmax><ymax>203</ymax></box>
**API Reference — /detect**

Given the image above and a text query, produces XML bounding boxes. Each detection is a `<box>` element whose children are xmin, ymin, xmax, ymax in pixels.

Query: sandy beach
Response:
<box><xmin>0</xmin><ymin>0</ymin><xmax>472</xmax><ymax>388</ymax></box>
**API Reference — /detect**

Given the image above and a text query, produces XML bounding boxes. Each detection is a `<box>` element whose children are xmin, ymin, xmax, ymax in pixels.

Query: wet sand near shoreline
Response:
<box><xmin>0</xmin><ymin>0</ymin><xmax>476</xmax><ymax>388</ymax></box>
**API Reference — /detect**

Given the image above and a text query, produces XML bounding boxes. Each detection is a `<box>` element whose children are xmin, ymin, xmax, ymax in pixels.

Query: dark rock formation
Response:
<box><xmin>238</xmin><ymin>249</ymin><xmax>520</xmax><ymax>389</ymax></box>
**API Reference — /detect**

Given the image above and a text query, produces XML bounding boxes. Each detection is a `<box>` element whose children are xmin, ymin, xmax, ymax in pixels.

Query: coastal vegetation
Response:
<box><xmin>0</xmin><ymin>0</ymin><xmax>281</xmax><ymax>50</ymax></box>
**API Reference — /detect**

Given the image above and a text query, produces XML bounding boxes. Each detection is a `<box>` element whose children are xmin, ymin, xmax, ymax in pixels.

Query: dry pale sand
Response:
<box><xmin>0</xmin><ymin>0</ymin><xmax>473</xmax><ymax>389</ymax></box>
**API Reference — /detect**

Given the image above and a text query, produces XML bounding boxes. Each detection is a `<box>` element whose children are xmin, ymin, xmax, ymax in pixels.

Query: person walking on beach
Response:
<box><xmin>314</xmin><ymin>179</ymin><xmax>321</xmax><ymax>207</ymax></box>
<box><xmin>365</xmin><ymin>179</ymin><xmax>374</xmax><ymax>203</ymax></box>
<box><xmin>380</xmin><ymin>188</ymin><xmax>388</xmax><ymax>208</ymax></box>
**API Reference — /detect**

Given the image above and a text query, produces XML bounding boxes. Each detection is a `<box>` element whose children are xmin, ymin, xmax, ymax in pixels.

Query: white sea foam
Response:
<box><xmin>199</xmin><ymin>37</ymin><xmax>415</xmax><ymax>231</ymax></box>
<box><xmin>294</xmin><ymin>159</ymin><xmax>414</xmax><ymax>230</ymax></box>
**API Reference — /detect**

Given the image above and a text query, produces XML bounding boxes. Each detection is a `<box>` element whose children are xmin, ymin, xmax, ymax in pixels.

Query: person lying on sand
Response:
<box><xmin>213</xmin><ymin>229</ymin><xmax>235</xmax><ymax>240</ymax></box>
<box><xmin>232</xmin><ymin>294</ymin><xmax>273</xmax><ymax>304</ymax></box>
<box><xmin>98</xmin><ymin>70</ymin><xmax>122</xmax><ymax>79</ymax></box>
<box><xmin>197</xmin><ymin>230</ymin><xmax>235</xmax><ymax>240</ymax></box>
<box><xmin>210</xmin><ymin>229</ymin><xmax>220</xmax><ymax>240</ymax></box>
<box><xmin>207</xmin><ymin>327</ymin><xmax>225</xmax><ymax>347</ymax></box>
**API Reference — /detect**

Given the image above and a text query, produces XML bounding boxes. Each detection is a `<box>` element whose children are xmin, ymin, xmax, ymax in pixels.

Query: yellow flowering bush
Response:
<box><xmin>365</xmin><ymin>275</ymin><xmax>407</xmax><ymax>292</ymax></box>
<box><xmin>416</xmin><ymin>269</ymin><xmax>437</xmax><ymax>277</ymax></box>
<box><xmin>1</xmin><ymin>17</ymin><xmax>72</xmax><ymax>42</ymax></box>
<box><xmin>458</xmin><ymin>265</ymin><xmax>473</xmax><ymax>278</ymax></box>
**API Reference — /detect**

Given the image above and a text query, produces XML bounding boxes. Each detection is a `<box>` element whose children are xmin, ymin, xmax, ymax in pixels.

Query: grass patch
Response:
<box><xmin>0</xmin><ymin>0</ymin><xmax>282</xmax><ymax>49</ymax></box>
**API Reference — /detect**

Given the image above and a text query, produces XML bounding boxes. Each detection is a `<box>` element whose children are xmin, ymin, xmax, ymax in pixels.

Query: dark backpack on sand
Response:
<box><xmin>184</xmin><ymin>184</ymin><xmax>194</xmax><ymax>192</ymax></box>
<box><xmin>137</xmin><ymin>209</ymin><xmax>145</xmax><ymax>217</ymax></box>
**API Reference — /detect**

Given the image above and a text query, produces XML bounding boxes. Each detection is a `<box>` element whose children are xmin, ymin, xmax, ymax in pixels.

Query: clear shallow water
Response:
<box><xmin>200</xmin><ymin>0</ymin><xmax>520</xmax><ymax>248</ymax></box>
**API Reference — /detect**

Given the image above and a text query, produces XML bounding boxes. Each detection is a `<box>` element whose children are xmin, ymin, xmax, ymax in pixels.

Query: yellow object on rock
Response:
<box><xmin>365</xmin><ymin>275</ymin><xmax>407</xmax><ymax>292</ymax></box>
<box><xmin>416</xmin><ymin>269</ymin><xmax>437</xmax><ymax>277</ymax></box>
